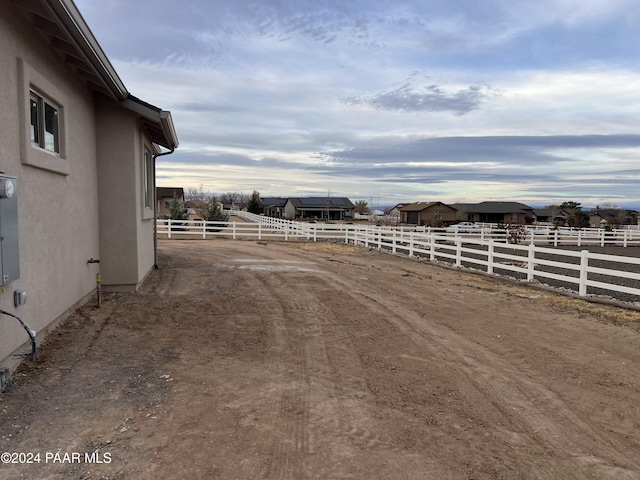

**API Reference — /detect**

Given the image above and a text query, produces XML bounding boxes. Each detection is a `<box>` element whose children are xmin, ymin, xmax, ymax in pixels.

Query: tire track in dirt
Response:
<box><xmin>4</xmin><ymin>240</ymin><xmax>639</xmax><ymax>480</ymax></box>
<box><xmin>239</xmin><ymin>252</ymin><xmax>398</xmax><ymax>479</ymax></box>
<box><xmin>302</xmin><ymin>246</ymin><xmax>640</xmax><ymax>478</ymax></box>
<box><xmin>238</xmin><ymin>265</ymin><xmax>312</xmax><ymax>479</ymax></box>
<box><xmin>188</xmin><ymin>241</ymin><xmax>640</xmax><ymax>478</ymax></box>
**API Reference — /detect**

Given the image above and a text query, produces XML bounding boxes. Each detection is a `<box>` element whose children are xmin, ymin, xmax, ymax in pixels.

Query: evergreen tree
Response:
<box><xmin>560</xmin><ymin>201</ymin><xmax>590</xmax><ymax>228</ymax></box>
<box><xmin>203</xmin><ymin>197</ymin><xmax>228</xmax><ymax>232</ymax></box>
<box><xmin>354</xmin><ymin>199</ymin><xmax>370</xmax><ymax>214</ymax></box>
<box><xmin>203</xmin><ymin>197</ymin><xmax>228</xmax><ymax>222</ymax></box>
<box><xmin>167</xmin><ymin>194</ymin><xmax>188</xmax><ymax>221</ymax></box>
<box><xmin>247</xmin><ymin>190</ymin><xmax>261</xmax><ymax>214</ymax></box>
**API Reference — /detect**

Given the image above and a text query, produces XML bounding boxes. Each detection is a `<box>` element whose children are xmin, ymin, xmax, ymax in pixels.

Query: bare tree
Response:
<box><xmin>184</xmin><ymin>185</ymin><xmax>213</xmax><ymax>218</ymax></box>
<box><xmin>220</xmin><ymin>191</ymin><xmax>250</xmax><ymax>209</ymax></box>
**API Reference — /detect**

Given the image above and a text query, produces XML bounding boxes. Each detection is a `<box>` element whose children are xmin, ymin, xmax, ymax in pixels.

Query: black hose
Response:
<box><xmin>0</xmin><ymin>309</ymin><xmax>36</xmax><ymax>361</ymax></box>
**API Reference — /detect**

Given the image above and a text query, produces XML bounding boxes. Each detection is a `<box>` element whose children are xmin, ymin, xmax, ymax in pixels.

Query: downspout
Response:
<box><xmin>153</xmin><ymin>147</ymin><xmax>175</xmax><ymax>269</ymax></box>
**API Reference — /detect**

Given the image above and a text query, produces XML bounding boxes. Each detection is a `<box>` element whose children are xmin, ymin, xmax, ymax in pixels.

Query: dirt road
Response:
<box><xmin>1</xmin><ymin>240</ymin><xmax>640</xmax><ymax>479</ymax></box>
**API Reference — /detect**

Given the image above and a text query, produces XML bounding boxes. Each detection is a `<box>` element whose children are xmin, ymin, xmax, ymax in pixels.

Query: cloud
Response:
<box><xmin>175</xmin><ymin>103</ymin><xmax>246</xmax><ymax>113</ymax></box>
<box><xmin>162</xmin><ymin>150</ymin><xmax>299</xmax><ymax>169</ymax></box>
<box><xmin>74</xmin><ymin>0</ymin><xmax>640</xmax><ymax>207</ymax></box>
<box><xmin>319</xmin><ymin>135</ymin><xmax>640</xmax><ymax>167</ymax></box>
<box><xmin>343</xmin><ymin>83</ymin><xmax>498</xmax><ymax>115</ymax></box>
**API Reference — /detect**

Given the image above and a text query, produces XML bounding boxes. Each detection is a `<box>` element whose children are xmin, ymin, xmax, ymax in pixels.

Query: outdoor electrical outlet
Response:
<box><xmin>0</xmin><ymin>369</ymin><xmax>11</xmax><ymax>390</ymax></box>
<box><xmin>14</xmin><ymin>290</ymin><xmax>26</xmax><ymax>307</ymax></box>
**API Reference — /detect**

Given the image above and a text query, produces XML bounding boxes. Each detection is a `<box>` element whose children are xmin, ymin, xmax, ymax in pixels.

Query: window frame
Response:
<box><xmin>141</xmin><ymin>145</ymin><xmax>155</xmax><ymax>220</ymax></box>
<box><xmin>30</xmin><ymin>90</ymin><xmax>61</xmax><ymax>154</ymax></box>
<box><xmin>18</xmin><ymin>58</ymin><xmax>69</xmax><ymax>175</ymax></box>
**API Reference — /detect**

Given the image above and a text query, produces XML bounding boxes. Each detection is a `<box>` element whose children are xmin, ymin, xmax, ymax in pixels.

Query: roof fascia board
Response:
<box><xmin>120</xmin><ymin>96</ymin><xmax>161</xmax><ymax>119</ymax></box>
<box><xmin>160</xmin><ymin>111</ymin><xmax>179</xmax><ymax>148</ymax></box>
<box><xmin>46</xmin><ymin>0</ymin><xmax>128</xmax><ymax>100</ymax></box>
<box><xmin>121</xmin><ymin>96</ymin><xmax>179</xmax><ymax>149</ymax></box>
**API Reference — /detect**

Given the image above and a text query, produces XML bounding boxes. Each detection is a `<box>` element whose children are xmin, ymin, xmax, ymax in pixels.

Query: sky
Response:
<box><xmin>75</xmin><ymin>0</ymin><xmax>640</xmax><ymax>208</ymax></box>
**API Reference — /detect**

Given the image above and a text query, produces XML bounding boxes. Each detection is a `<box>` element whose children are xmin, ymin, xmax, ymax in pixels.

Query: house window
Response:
<box><xmin>19</xmin><ymin>59</ymin><xmax>69</xmax><ymax>175</ymax></box>
<box><xmin>30</xmin><ymin>92</ymin><xmax>61</xmax><ymax>153</ymax></box>
<box><xmin>143</xmin><ymin>148</ymin><xmax>153</xmax><ymax>210</ymax></box>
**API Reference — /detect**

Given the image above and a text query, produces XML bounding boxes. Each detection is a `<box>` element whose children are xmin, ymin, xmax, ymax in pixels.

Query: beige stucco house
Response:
<box><xmin>400</xmin><ymin>202</ymin><xmax>458</xmax><ymax>226</ymax></box>
<box><xmin>0</xmin><ymin>0</ymin><xmax>178</xmax><ymax>374</ymax></box>
<box><xmin>284</xmin><ymin>197</ymin><xmax>355</xmax><ymax>220</ymax></box>
<box><xmin>156</xmin><ymin>187</ymin><xmax>185</xmax><ymax>217</ymax></box>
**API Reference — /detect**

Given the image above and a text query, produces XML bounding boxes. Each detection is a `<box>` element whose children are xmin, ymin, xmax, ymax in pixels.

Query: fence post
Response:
<box><xmin>377</xmin><ymin>227</ymin><xmax>381</xmax><ymax>250</ymax></box>
<box><xmin>426</xmin><ymin>233</ymin><xmax>432</xmax><ymax>260</ymax></box>
<box><xmin>233</xmin><ymin>222</ymin><xmax>237</xmax><ymax>240</ymax></box>
<box><xmin>409</xmin><ymin>232</ymin><xmax>414</xmax><ymax>257</ymax></box>
<box><xmin>167</xmin><ymin>219</ymin><xmax>172</xmax><ymax>239</ymax></box>
<box><xmin>487</xmin><ymin>240</ymin><xmax>494</xmax><ymax>274</ymax></box>
<box><xmin>527</xmin><ymin>243</ymin><xmax>535</xmax><ymax>281</ymax></box>
<box><xmin>456</xmin><ymin>237</ymin><xmax>462</xmax><ymax>267</ymax></box>
<box><xmin>392</xmin><ymin>230</ymin><xmax>397</xmax><ymax>253</ymax></box>
<box><xmin>554</xmin><ymin>229</ymin><xmax>559</xmax><ymax>247</ymax></box>
<box><xmin>202</xmin><ymin>221</ymin><xmax>207</xmax><ymax>239</ymax></box>
<box><xmin>579</xmin><ymin>249</ymin><xmax>589</xmax><ymax>296</ymax></box>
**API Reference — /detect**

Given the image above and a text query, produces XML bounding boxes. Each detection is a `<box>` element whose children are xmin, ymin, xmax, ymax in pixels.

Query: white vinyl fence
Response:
<box><xmin>157</xmin><ymin>215</ymin><xmax>640</xmax><ymax>301</ymax></box>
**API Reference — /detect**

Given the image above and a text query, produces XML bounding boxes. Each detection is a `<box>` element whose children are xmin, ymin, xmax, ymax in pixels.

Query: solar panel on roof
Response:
<box><xmin>303</xmin><ymin>197</ymin><xmax>327</xmax><ymax>205</ymax></box>
<box><xmin>332</xmin><ymin>198</ymin><xmax>345</xmax><ymax>206</ymax></box>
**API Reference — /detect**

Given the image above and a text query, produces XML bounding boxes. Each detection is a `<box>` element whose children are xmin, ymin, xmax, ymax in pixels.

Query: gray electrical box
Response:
<box><xmin>0</xmin><ymin>174</ymin><xmax>19</xmax><ymax>286</ymax></box>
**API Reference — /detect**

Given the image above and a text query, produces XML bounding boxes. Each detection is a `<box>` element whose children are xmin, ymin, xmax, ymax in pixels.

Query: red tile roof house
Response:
<box><xmin>0</xmin><ymin>0</ymin><xmax>178</xmax><ymax>377</ymax></box>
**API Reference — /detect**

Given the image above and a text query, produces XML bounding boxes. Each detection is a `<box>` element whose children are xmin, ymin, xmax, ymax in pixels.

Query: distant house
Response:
<box><xmin>533</xmin><ymin>207</ymin><xmax>572</xmax><ymax>225</ymax></box>
<box><xmin>284</xmin><ymin>197</ymin><xmax>355</xmax><ymax>220</ymax></box>
<box><xmin>1</xmin><ymin>0</ymin><xmax>178</xmax><ymax>372</ymax></box>
<box><xmin>452</xmin><ymin>201</ymin><xmax>535</xmax><ymax>224</ymax></box>
<box><xmin>389</xmin><ymin>203</ymin><xmax>407</xmax><ymax>221</ymax></box>
<box><xmin>261</xmin><ymin>197</ymin><xmax>287</xmax><ymax>218</ymax></box>
<box><xmin>186</xmin><ymin>208</ymin><xmax>200</xmax><ymax>222</ymax></box>
<box><xmin>532</xmin><ymin>208</ymin><xmax>554</xmax><ymax>224</ymax></box>
<box><xmin>383</xmin><ymin>203</ymin><xmax>407</xmax><ymax>224</ymax></box>
<box><xmin>589</xmin><ymin>208</ymin><xmax>639</xmax><ymax>227</ymax></box>
<box><xmin>156</xmin><ymin>187</ymin><xmax>185</xmax><ymax>217</ymax></box>
<box><xmin>399</xmin><ymin>202</ymin><xmax>457</xmax><ymax>226</ymax></box>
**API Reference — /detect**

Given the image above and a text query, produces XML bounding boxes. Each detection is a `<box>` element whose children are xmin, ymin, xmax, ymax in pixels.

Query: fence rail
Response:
<box><xmin>157</xmin><ymin>216</ymin><xmax>640</xmax><ymax>302</ymax></box>
<box><xmin>158</xmin><ymin>216</ymin><xmax>640</xmax><ymax>245</ymax></box>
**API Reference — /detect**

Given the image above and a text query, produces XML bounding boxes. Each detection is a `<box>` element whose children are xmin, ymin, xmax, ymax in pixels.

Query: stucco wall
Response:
<box><xmin>419</xmin><ymin>207</ymin><xmax>457</xmax><ymax>225</ymax></box>
<box><xmin>136</xmin><ymin>198</ymin><xmax>155</xmax><ymax>286</ymax></box>
<box><xmin>95</xmin><ymin>96</ymin><xmax>155</xmax><ymax>291</ymax></box>
<box><xmin>0</xmin><ymin>3</ymin><xmax>100</xmax><ymax>367</ymax></box>
<box><xmin>284</xmin><ymin>202</ymin><xmax>297</xmax><ymax>220</ymax></box>
<box><xmin>135</xmin><ymin>131</ymin><xmax>155</xmax><ymax>285</ymax></box>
